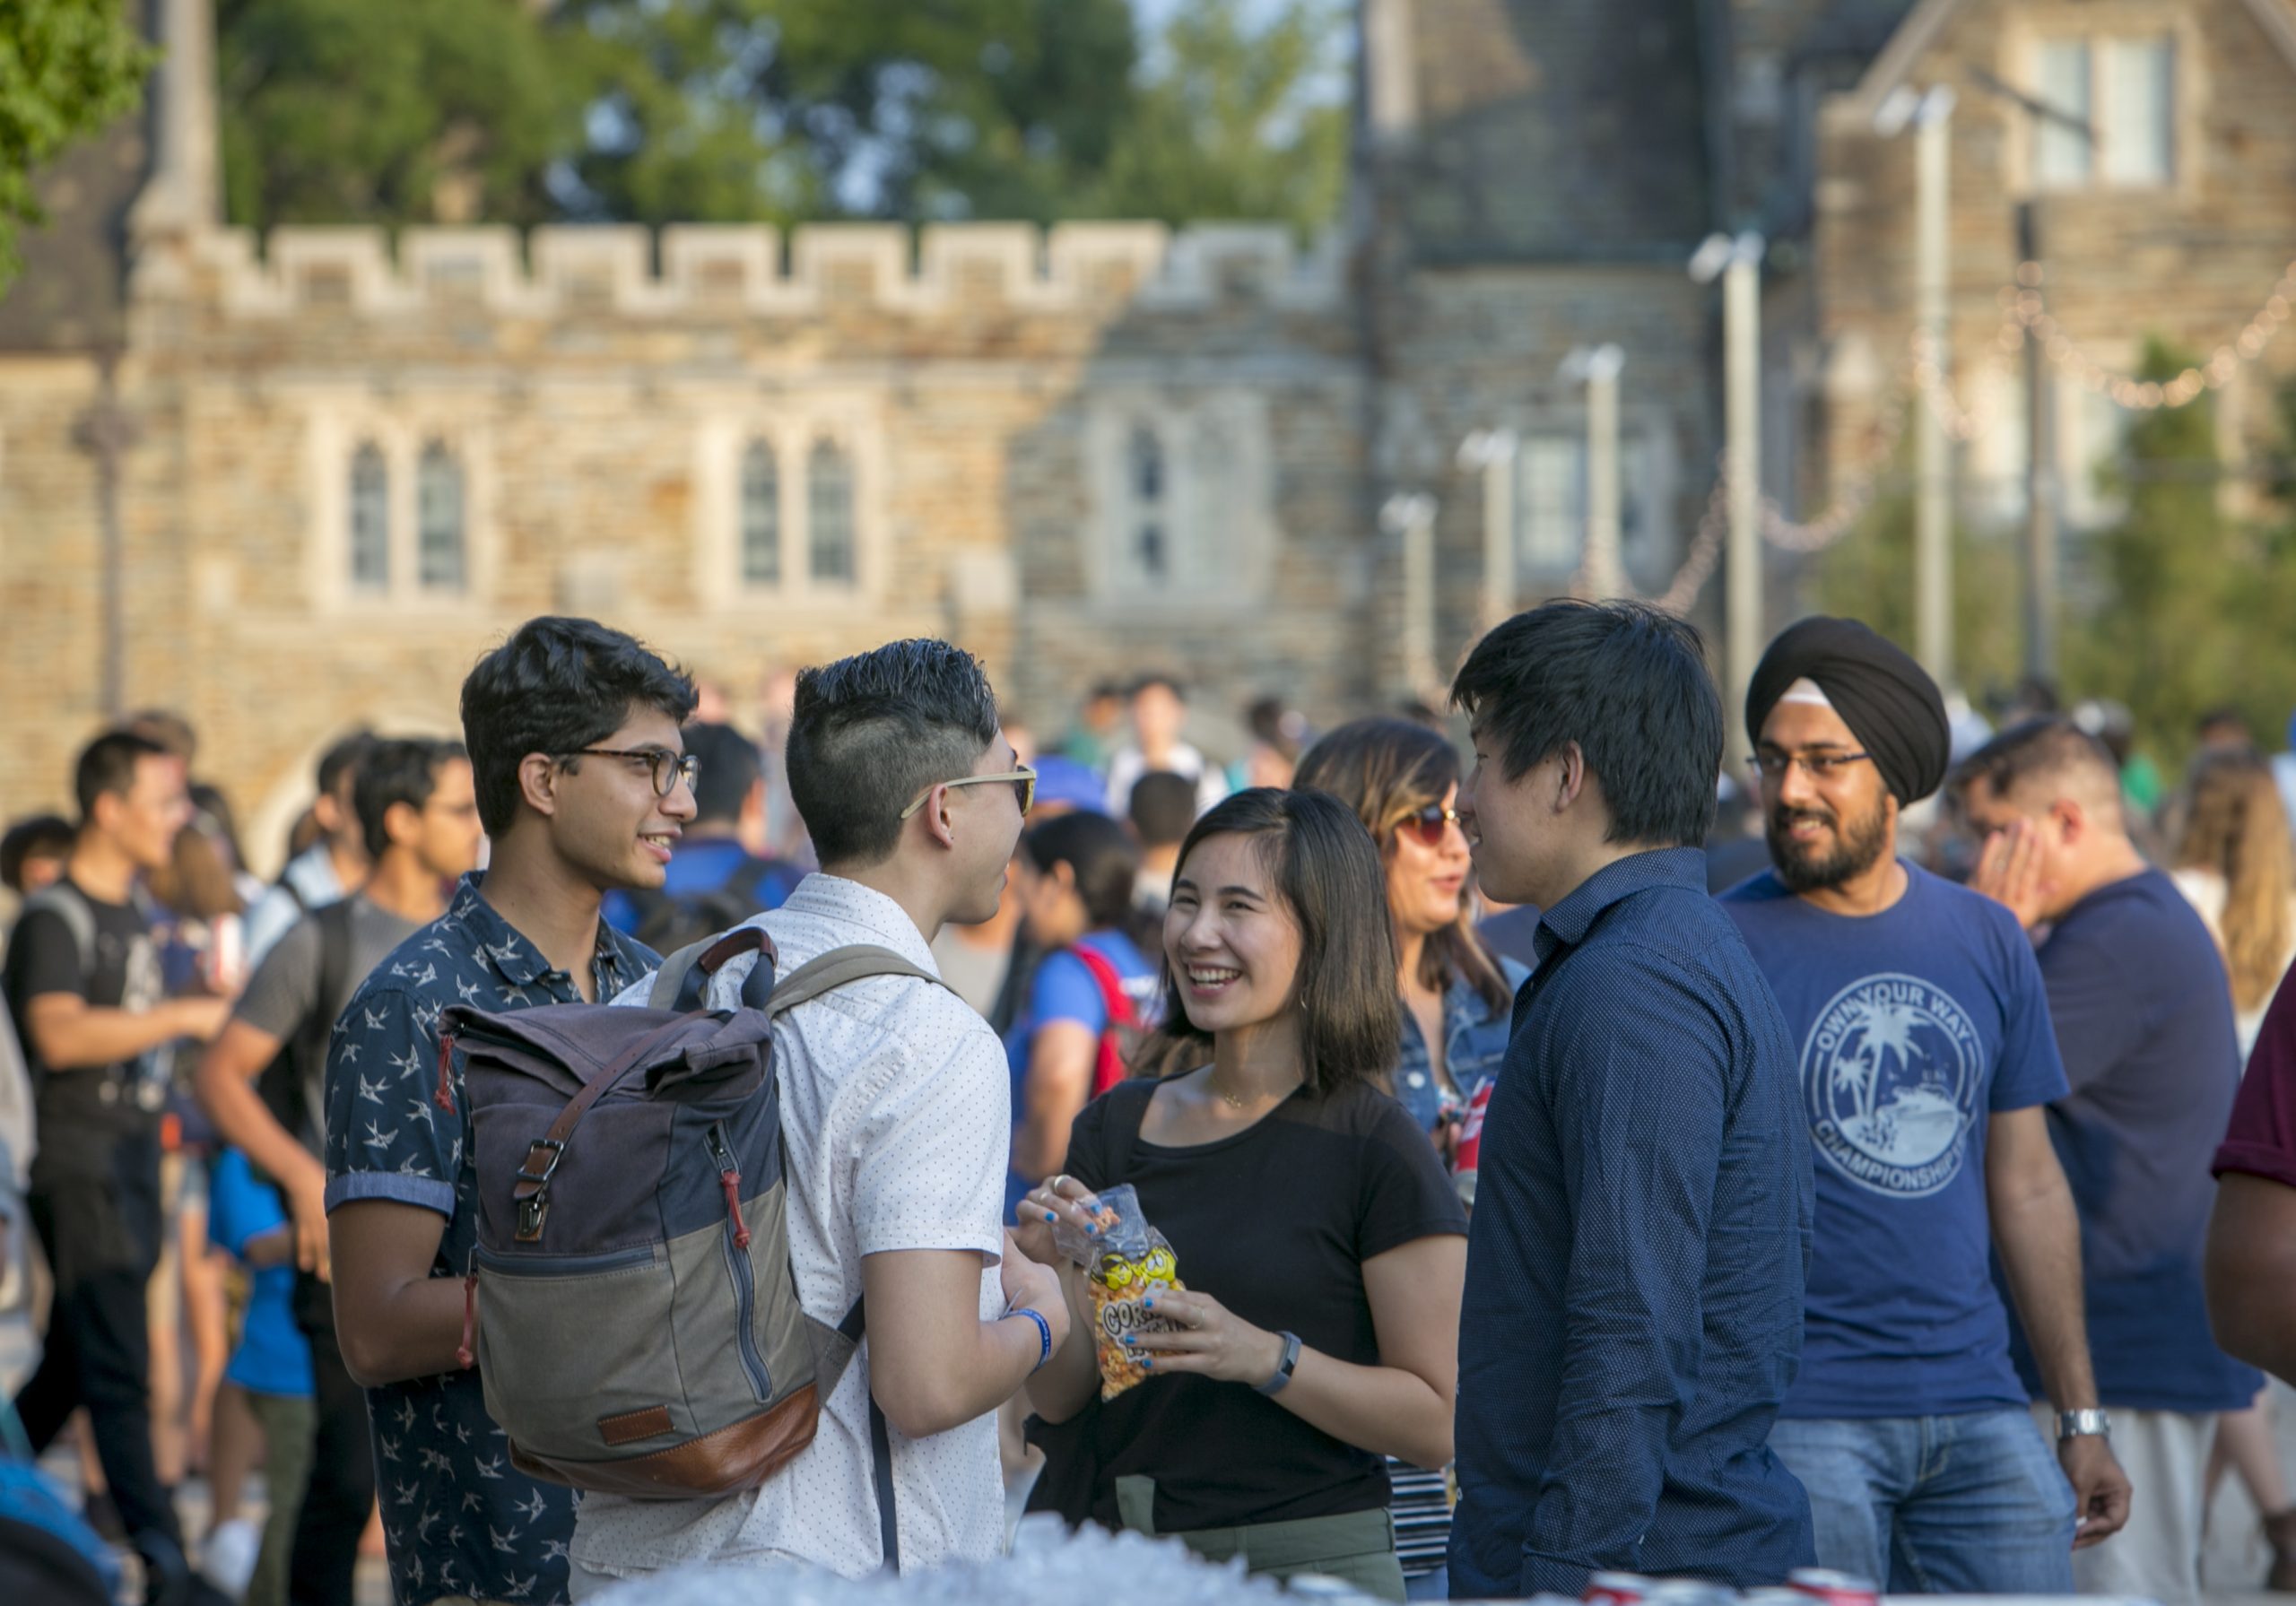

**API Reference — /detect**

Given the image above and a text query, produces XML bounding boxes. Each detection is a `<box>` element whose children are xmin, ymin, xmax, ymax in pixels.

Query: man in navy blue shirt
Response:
<box><xmin>1961</xmin><ymin>718</ymin><xmax>2261</xmax><ymax>1606</ymax></box>
<box><xmin>1446</xmin><ymin>600</ymin><xmax>1814</xmax><ymax>1598</ymax></box>
<box><xmin>1721</xmin><ymin>619</ymin><xmax>2129</xmax><ymax>1595</ymax></box>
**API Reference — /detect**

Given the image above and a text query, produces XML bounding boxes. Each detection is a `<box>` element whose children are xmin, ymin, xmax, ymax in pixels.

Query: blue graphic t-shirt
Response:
<box><xmin>1004</xmin><ymin>927</ymin><xmax>1158</xmax><ymax>1217</ymax></box>
<box><xmin>1721</xmin><ymin>864</ymin><xmax>2068</xmax><ymax>1418</ymax></box>
<box><xmin>323</xmin><ymin>874</ymin><xmax>656</xmax><ymax>1606</ymax></box>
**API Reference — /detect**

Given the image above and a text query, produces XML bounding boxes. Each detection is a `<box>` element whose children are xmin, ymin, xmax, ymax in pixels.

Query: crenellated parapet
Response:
<box><xmin>175</xmin><ymin>221</ymin><xmax>1344</xmax><ymax>320</ymax></box>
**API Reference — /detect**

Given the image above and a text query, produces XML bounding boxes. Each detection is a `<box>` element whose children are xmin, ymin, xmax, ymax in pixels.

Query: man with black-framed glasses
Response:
<box><xmin>321</xmin><ymin>616</ymin><xmax>697</xmax><ymax>1606</ymax></box>
<box><xmin>1719</xmin><ymin>616</ymin><xmax>2128</xmax><ymax>1595</ymax></box>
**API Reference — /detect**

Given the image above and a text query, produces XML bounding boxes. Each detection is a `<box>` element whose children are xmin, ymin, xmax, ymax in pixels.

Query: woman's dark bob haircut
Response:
<box><xmin>1140</xmin><ymin>787</ymin><xmax>1402</xmax><ymax>1098</ymax></box>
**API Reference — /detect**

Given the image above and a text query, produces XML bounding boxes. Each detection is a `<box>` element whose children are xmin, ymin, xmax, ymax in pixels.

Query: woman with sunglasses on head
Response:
<box><xmin>1293</xmin><ymin>720</ymin><xmax>1527</xmax><ymax>1159</ymax></box>
<box><xmin>1013</xmin><ymin>789</ymin><xmax>1466</xmax><ymax>1602</ymax></box>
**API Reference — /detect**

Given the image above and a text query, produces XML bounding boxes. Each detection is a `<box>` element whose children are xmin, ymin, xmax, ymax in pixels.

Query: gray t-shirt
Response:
<box><xmin>235</xmin><ymin>892</ymin><xmax>420</xmax><ymax>1153</ymax></box>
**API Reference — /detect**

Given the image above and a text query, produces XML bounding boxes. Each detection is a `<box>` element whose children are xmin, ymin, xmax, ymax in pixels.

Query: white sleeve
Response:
<box><xmin>852</xmin><ymin>1001</ymin><xmax>1009</xmax><ymax>1263</ymax></box>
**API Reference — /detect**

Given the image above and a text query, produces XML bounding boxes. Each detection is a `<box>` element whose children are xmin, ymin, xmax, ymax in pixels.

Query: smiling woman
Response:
<box><xmin>1011</xmin><ymin>788</ymin><xmax>1466</xmax><ymax>1602</ymax></box>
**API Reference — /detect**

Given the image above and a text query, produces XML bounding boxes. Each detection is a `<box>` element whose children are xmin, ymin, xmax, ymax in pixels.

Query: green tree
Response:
<box><xmin>1812</xmin><ymin>430</ymin><xmax>2024</xmax><ymax>701</ymax></box>
<box><xmin>1083</xmin><ymin>0</ymin><xmax>1347</xmax><ymax>234</ymax></box>
<box><xmin>217</xmin><ymin>0</ymin><xmax>579</xmax><ymax>231</ymax></box>
<box><xmin>0</xmin><ymin>0</ymin><xmax>156</xmax><ymax>288</ymax></box>
<box><xmin>555</xmin><ymin>0</ymin><xmax>1141</xmax><ymax>227</ymax></box>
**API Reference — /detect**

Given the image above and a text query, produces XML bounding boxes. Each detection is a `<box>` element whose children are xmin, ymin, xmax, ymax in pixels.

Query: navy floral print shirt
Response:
<box><xmin>323</xmin><ymin>873</ymin><xmax>656</xmax><ymax>1606</ymax></box>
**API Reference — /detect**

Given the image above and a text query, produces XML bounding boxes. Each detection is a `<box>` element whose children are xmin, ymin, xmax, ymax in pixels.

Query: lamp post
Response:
<box><xmin>1876</xmin><ymin>84</ymin><xmax>1959</xmax><ymax>685</ymax></box>
<box><xmin>1457</xmin><ymin>430</ymin><xmax>1519</xmax><ymax>634</ymax></box>
<box><xmin>1692</xmin><ymin>230</ymin><xmax>1765</xmax><ymax>765</ymax></box>
<box><xmin>1561</xmin><ymin>345</ymin><xmax>1627</xmax><ymax>598</ymax></box>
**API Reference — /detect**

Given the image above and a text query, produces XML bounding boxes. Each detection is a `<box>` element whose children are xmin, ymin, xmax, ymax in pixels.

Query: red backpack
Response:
<box><xmin>1064</xmin><ymin>943</ymin><xmax>1146</xmax><ymax>1095</ymax></box>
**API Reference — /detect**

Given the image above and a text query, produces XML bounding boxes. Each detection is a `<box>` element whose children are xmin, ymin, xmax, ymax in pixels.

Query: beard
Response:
<box><xmin>1767</xmin><ymin>794</ymin><xmax>1893</xmax><ymax>893</ymax></box>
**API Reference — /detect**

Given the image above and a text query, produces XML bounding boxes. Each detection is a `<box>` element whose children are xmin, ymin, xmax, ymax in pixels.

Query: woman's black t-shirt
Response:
<box><xmin>1061</xmin><ymin>1076</ymin><xmax>1466</xmax><ymax>1535</ymax></box>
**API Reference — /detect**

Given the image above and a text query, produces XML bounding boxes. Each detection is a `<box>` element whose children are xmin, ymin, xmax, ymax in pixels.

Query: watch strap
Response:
<box><xmin>2057</xmin><ymin>1408</ymin><xmax>2111</xmax><ymax>1439</ymax></box>
<box><xmin>1255</xmin><ymin>1331</ymin><xmax>1302</xmax><ymax>1395</ymax></box>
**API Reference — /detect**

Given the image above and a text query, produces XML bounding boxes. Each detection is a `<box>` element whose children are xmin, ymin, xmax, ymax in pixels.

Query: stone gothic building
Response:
<box><xmin>5</xmin><ymin>0</ymin><xmax>2296</xmax><ymax>853</ymax></box>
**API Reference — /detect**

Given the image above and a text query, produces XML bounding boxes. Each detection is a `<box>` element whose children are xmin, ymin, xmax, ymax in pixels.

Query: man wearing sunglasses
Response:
<box><xmin>570</xmin><ymin>637</ymin><xmax>1067</xmax><ymax>1593</ymax></box>
<box><xmin>1719</xmin><ymin>616</ymin><xmax>2128</xmax><ymax>1595</ymax></box>
<box><xmin>321</xmin><ymin>616</ymin><xmax>697</xmax><ymax>1606</ymax></box>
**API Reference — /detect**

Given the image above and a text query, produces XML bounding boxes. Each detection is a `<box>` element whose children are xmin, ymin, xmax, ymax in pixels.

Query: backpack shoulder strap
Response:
<box><xmin>646</xmin><ymin>925</ymin><xmax>777</xmax><ymax>1011</ymax></box>
<box><xmin>17</xmin><ymin>886</ymin><xmax>96</xmax><ymax>983</ymax></box>
<box><xmin>1062</xmin><ymin>942</ymin><xmax>1136</xmax><ymax>1029</ymax></box>
<box><xmin>764</xmin><ymin>946</ymin><xmax>944</xmax><ymax>1018</ymax></box>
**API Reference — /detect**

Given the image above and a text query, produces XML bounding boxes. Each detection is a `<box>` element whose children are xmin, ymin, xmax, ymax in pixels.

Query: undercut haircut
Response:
<box><xmin>460</xmin><ymin>617</ymin><xmax>698</xmax><ymax>835</ymax></box>
<box><xmin>683</xmin><ymin>722</ymin><xmax>764</xmax><ymax>826</ymax></box>
<box><xmin>1140</xmin><ymin>787</ymin><xmax>1403</xmax><ymax>1098</ymax></box>
<box><xmin>1449</xmin><ymin>599</ymin><xmax>1722</xmax><ymax>848</ymax></box>
<box><xmin>355</xmin><ymin>739</ymin><xmax>469</xmax><ymax>861</ymax></box>
<box><xmin>1952</xmin><ymin>716</ymin><xmax>2124</xmax><ymax>817</ymax></box>
<box><xmin>785</xmin><ymin>638</ymin><xmax>1001</xmax><ymax>868</ymax></box>
<box><xmin>74</xmin><ymin>730</ymin><xmax>172</xmax><ymax>826</ymax></box>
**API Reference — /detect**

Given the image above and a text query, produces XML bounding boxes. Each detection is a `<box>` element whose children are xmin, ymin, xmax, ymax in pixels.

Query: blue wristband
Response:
<box><xmin>1011</xmin><ymin>1307</ymin><xmax>1054</xmax><ymax>1372</ymax></box>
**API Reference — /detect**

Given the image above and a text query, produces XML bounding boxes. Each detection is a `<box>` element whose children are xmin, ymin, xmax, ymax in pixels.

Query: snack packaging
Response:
<box><xmin>1052</xmin><ymin>1184</ymin><xmax>1186</xmax><ymax>1400</ymax></box>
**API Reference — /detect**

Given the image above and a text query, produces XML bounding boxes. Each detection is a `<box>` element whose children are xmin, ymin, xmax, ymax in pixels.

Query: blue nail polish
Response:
<box><xmin>1122</xmin><ymin>1335</ymin><xmax>1135</xmax><ymax>1347</ymax></box>
<box><xmin>1141</xmin><ymin>1356</ymin><xmax>1154</xmax><ymax>1368</ymax></box>
<box><xmin>1043</xmin><ymin>1211</ymin><xmax>1057</xmax><ymax>1223</ymax></box>
<box><xmin>1085</xmin><ymin>1224</ymin><xmax>1099</xmax><ymax>1236</ymax></box>
<box><xmin>1143</xmin><ymin>1297</ymin><xmax>1155</xmax><ymax>1309</ymax></box>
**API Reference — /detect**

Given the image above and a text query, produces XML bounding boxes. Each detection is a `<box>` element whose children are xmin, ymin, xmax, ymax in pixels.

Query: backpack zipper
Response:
<box><xmin>708</xmin><ymin>1122</ymin><xmax>770</xmax><ymax>1401</ymax></box>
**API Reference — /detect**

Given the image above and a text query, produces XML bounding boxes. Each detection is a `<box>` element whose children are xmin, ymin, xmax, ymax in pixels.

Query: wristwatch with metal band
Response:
<box><xmin>2057</xmin><ymin>1408</ymin><xmax>2112</xmax><ymax>1440</ymax></box>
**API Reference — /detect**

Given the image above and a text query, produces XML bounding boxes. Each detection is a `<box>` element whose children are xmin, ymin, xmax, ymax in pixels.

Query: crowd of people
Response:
<box><xmin>4</xmin><ymin>604</ymin><xmax>2296</xmax><ymax>1606</ymax></box>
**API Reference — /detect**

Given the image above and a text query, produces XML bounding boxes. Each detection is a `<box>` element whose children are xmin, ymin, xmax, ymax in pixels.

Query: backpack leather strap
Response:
<box><xmin>509</xmin><ymin>1012</ymin><xmax>697</xmax><ymax>1241</ymax></box>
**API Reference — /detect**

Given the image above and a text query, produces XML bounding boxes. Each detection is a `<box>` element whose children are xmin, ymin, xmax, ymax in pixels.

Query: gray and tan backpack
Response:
<box><xmin>446</xmin><ymin>925</ymin><xmax>935</xmax><ymax>1552</ymax></box>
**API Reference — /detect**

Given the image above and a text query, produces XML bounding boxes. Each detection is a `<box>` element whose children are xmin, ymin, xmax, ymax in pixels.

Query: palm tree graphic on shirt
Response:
<box><xmin>1828</xmin><ymin>993</ymin><xmax>1961</xmax><ymax>1167</ymax></box>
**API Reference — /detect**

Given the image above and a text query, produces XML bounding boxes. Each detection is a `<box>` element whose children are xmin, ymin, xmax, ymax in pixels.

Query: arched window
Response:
<box><xmin>740</xmin><ymin>438</ymin><xmax>780</xmax><ymax>585</ymax></box>
<box><xmin>807</xmin><ymin>438</ymin><xmax>856</xmax><ymax>585</ymax></box>
<box><xmin>416</xmin><ymin>440</ymin><xmax>465</xmax><ymax>590</ymax></box>
<box><xmin>1130</xmin><ymin>425</ymin><xmax>1166</xmax><ymax>579</ymax></box>
<box><xmin>349</xmin><ymin>441</ymin><xmax>390</xmax><ymax>590</ymax></box>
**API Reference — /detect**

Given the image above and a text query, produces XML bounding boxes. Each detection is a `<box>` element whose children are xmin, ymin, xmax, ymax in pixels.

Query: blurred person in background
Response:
<box><xmin>3</xmin><ymin>815</ymin><xmax>75</xmax><ymax>902</ymax></box>
<box><xmin>196</xmin><ymin>737</ymin><xmax>482</xmax><ymax>1606</ymax></box>
<box><xmin>0</xmin><ymin>998</ymin><xmax>34</xmax><ymax>1397</ymax></box>
<box><xmin>1004</xmin><ymin>812</ymin><xmax>1158</xmax><ymax>1219</ymax></box>
<box><xmin>1961</xmin><ymin>718</ymin><xmax>2264</xmax><ymax>1606</ymax></box>
<box><xmin>196</xmin><ymin>1146</ymin><xmax>311</xmax><ymax>1606</ymax></box>
<box><xmin>243</xmin><ymin>732</ymin><xmax>373</xmax><ymax>970</ymax></box>
<box><xmin>2170</xmin><ymin>748</ymin><xmax>2296</xmax><ymax>1584</ymax></box>
<box><xmin>1231</xmin><ymin>696</ymin><xmax>1309</xmax><ymax>793</ymax></box>
<box><xmin>6</xmin><ymin>731</ymin><xmax>231</xmax><ymax>1606</ymax></box>
<box><xmin>1293</xmin><ymin>719</ymin><xmax>1524</xmax><ymax>1154</ymax></box>
<box><xmin>603</xmin><ymin>721</ymin><xmax>800</xmax><ymax>954</ymax></box>
<box><xmin>1105</xmin><ymin>675</ymin><xmax>1226</xmax><ymax>817</ymax></box>
<box><xmin>1723</xmin><ymin>620</ymin><xmax>2125</xmax><ymax>1593</ymax></box>
<box><xmin>1003</xmin><ymin>706</ymin><xmax>1040</xmax><ymax>768</ymax></box>
<box><xmin>1062</xmin><ymin>681</ymin><xmax>1127</xmax><ymax>775</ymax></box>
<box><xmin>1128</xmin><ymin>770</ymin><xmax>1197</xmax><ymax>922</ymax></box>
<box><xmin>2200</xmin><ymin>707</ymin><xmax>2258</xmax><ymax>756</ymax></box>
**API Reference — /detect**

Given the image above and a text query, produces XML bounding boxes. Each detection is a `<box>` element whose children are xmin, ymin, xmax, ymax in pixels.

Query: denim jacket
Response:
<box><xmin>1393</xmin><ymin>957</ymin><xmax>1531</xmax><ymax>1133</ymax></box>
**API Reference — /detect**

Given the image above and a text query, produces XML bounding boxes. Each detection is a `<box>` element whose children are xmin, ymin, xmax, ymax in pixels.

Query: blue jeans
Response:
<box><xmin>1768</xmin><ymin>1411</ymin><xmax>2075</xmax><ymax>1594</ymax></box>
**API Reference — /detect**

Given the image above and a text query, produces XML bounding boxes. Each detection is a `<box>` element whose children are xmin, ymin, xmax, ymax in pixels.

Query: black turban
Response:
<box><xmin>1745</xmin><ymin>616</ymin><xmax>1951</xmax><ymax>804</ymax></box>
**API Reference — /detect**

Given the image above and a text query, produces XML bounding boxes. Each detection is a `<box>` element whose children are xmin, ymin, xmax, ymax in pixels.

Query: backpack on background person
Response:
<box><xmin>1061</xmin><ymin>942</ymin><xmax>1148</xmax><ymax>1097</ymax></box>
<box><xmin>620</xmin><ymin>853</ymin><xmax>796</xmax><ymax>958</ymax></box>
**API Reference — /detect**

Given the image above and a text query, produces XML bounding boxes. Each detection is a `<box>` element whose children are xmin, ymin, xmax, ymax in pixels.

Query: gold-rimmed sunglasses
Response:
<box><xmin>898</xmin><ymin>764</ymin><xmax>1036</xmax><ymax>820</ymax></box>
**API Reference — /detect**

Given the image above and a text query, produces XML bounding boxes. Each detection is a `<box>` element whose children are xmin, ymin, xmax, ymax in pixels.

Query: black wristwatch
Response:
<box><xmin>1255</xmin><ymin>1331</ymin><xmax>1302</xmax><ymax>1396</ymax></box>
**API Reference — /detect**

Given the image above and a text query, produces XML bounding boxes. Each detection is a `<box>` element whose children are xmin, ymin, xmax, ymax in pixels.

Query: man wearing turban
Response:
<box><xmin>1718</xmin><ymin>617</ymin><xmax>2129</xmax><ymax>1593</ymax></box>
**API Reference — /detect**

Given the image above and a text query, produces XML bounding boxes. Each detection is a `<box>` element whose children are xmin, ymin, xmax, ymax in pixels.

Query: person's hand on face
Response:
<box><xmin>1970</xmin><ymin>817</ymin><xmax>2051</xmax><ymax>931</ymax></box>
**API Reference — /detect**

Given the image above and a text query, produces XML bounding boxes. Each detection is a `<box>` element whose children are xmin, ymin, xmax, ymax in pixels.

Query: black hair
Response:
<box><xmin>1127</xmin><ymin>771</ymin><xmax>1198</xmax><ymax>848</ymax></box>
<box><xmin>1131</xmin><ymin>673</ymin><xmax>1186</xmax><ymax>701</ymax></box>
<box><xmin>0</xmin><ymin>814</ymin><xmax>74</xmax><ymax>894</ymax></box>
<box><xmin>1950</xmin><ymin>716</ymin><xmax>2122</xmax><ymax>809</ymax></box>
<box><xmin>74</xmin><ymin>730</ymin><xmax>172</xmax><ymax>826</ymax></box>
<box><xmin>316</xmin><ymin>729</ymin><xmax>376</xmax><ymax>797</ymax></box>
<box><xmin>355</xmin><ymin>739</ymin><xmax>469</xmax><ymax>861</ymax></box>
<box><xmin>785</xmin><ymin>638</ymin><xmax>1001</xmax><ymax>868</ymax></box>
<box><xmin>1140</xmin><ymin>787</ymin><xmax>1402</xmax><ymax>1098</ymax></box>
<box><xmin>1449</xmin><ymin>599</ymin><xmax>1722</xmax><ymax>848</ymax></box>
<box><xmin>1020</xmin><ymin>812</ymin><xmax>1143</xmax><ymax>933</ymax></box>
<box><xmin>459</xmin><ymin>617</ymin><xmax>698</xmax><ymax>835</ymax></box>
<box><xmin>1293</xmin><ymin>716</ymin><xmax>1513</xmax><ymax>1017</ymax></box>
<box><xmin>683</xmin><ymin>722</ymin><xmax>764</xmax><ymax>826</ymax></box>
